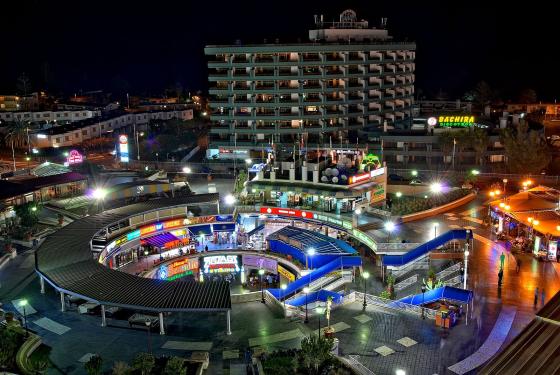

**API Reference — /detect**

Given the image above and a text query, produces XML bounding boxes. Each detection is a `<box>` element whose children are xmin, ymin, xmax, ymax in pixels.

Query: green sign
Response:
<box><xmin>438</xmin><ymin>116</ymin><xmax>475</xmax><ymax>128</ymax></box>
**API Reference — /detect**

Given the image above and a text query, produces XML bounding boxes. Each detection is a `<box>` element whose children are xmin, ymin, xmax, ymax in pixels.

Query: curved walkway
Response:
<box><xmin>35</xmin><ymin>195</ymin><xmax>232</xmax><ymax>313</ymax></box>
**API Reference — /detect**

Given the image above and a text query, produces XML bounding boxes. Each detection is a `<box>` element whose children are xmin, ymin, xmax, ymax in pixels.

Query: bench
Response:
<box><xmin>128</xmin><ymin>313</ymin><xmax>159</xmax><ymax>329</ymax></box>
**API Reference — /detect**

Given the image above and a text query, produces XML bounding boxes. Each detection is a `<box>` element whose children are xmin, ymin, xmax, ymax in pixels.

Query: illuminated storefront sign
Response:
<box><xmin>243</xmin><ymin>255</ymin><xmax>277</xmax><ymax>273</ymax></box>
<box><xmin>349</xmin><ymin>172</ymin><xmax>370</xmax><ymax>184</ymax></box>
<box><xmin>203</xmin><ymin>255</ymin><xmax>240</xmax><ymax>273</ymax></box>
<box><xmin>119</xmin><ymin>134</ymin><xmax>129</xmax><ymax>162</ymax></box>
<box><xmin>352</xmin><ymin>229</ymin><xmax>377</xmax><ymax>251</ymax></box>
<box><xmin>370</xmin><ymin>167</ymin><xmax>385</xmax><ymax>178</ymax></box>
<box><xmin>548</xmin><ymin>241</ymin><xmax>558</xmax><ymax>261</ymax></box>
<box><xmin>127</xmin><ymin>229</ymin><xmax>141</xmax><ymax>241</ymax></box>
<box><xmin>427</xmin><ymin>117</ymin><xmax>438</xmax><ymax>126</ymax></box>
<box><xmin>260</xmin><ymin>207</ymin><xmax>313</xmax><ymax>219</ymax></box>
<box><xmin>67</xmin><ymin>150</ymin><xmax>83</xmax><ymax>165</ymax></box>
<box><xmin>277</xmin><ymin>264</ymin><xmax>295</xmax><ymax>282</ymax></box>
<box><xmin>159</xmin><ymin>257</ymin><xmax>199</xmax><ymax>281</ymax></box>
<box><xmin>438</xmin><ymin>116</ymin><xmax>475</xmax><ymax>128</ymax></box>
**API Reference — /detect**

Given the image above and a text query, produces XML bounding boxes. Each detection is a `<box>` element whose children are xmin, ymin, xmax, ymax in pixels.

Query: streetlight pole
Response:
<box><xmin>307</xmin><ymin>248</ymin><xmax>315</xmax><ymax>270</ymax></box>
<box><xmin>20</xmin><ymin>300</ymin><xmax>29</xmax><ymax>337</ymax></box>
<box><xmin>316</xmin><ymin>306</ymin><xmax>324</xmax><ymax>335</ymax></box>
<box><xmin>144</xmin><ymin>249</ymin><xmax>149</xmax><ymax>271</ymax></box>
<box><xmin>145</xmin><ymin>320</ymin><xmax>152</xmax><ymax>354</ymax></box>
<box><xmin>259</xmin><ymin>269</ymin><xmax>265</xmax><ymax>304</ymax></box>
<box><xmin>433</xmin><ymin>222</ymin><xmax>439</xmax><ymax>239</ymax></box>
<box><xmin>303</xmin><ymin>287</ymin><xmax>310</xmax><ymax>323</ymax></box>
<box><xmin>362</xmin><ymin>271</ymin><xmax>370</xmax><ymax>309</ymax></box>
<box><xmin>421</xmin><ymin>285</ymin><xmax>426</xmax><ymax>319</ymax></box>
<box><xmin>281</xmin><ymin>284</ymin><xmax>287</xmax><ymax>312</ymax></box>
<box><xmin>464</xmin><ymin>246</ymin><xmax>470</xmax><ymax>290</ymax></box>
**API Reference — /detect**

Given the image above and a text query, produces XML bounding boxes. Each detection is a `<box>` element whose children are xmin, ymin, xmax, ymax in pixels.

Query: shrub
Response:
<box><xmin>84</xmin><ymin>355</ymin><xmax>102</xmax><ymax>375</ymax></box>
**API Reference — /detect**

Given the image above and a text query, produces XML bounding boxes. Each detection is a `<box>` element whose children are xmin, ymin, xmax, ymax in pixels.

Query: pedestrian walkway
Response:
<box><xmin>248</xmin><ymin>328</ymin><xmax>304</xmax><ymax>347</ymax></box>
<box><xmin>448</xmin><ymin>306</ymin><xmax>517</xmax><ymax>374</ymax></box>
<box><xmin>33</xmin><ymin>317</ymin><xmax>71</xmax><ymax>335</ymax></box>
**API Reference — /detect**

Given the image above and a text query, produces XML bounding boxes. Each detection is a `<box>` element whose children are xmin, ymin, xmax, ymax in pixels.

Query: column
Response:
<box><xmin>159</xmin><ymin>312</ymin><xmax>165</xmax><ymax>335</ymax></box>
<box><xmin>217</xmin><ymin>201</ymin><xmax>221</xmax><ymax>215</ymax></box>
<box><xmin>60</xmin><ymin>292</ymin><xmax>66</xmax><ymax>312</ymax></box>
<box><xmin>226</xmin><ymin>310</ymin><xmax>232</xmax><ymax>335</ymax></box>
<box><xmin>40</xmin><ymin>275</ymin><xmax>45</xmax><ymax>294</ymax></box>
<box><xmin>101</xmin><ymin>305</ymin><xmax>107</xmax><ymax>327</ymax></box>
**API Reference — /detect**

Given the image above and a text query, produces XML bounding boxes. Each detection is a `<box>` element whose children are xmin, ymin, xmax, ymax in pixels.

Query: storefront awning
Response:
<box><xmin>189</xmin><ymin>224</ymin><xmax>213</xmax><ymax>236</ymax></box>
<box><xmin>142</xmin><ymin>232</ymin><xmax>179</xmax><ymax>248</ymax></box>
<box><xmin>248</xmin><ymin>181</ymin><xmax>375</xmax><ymax>198</ymax></box>
<box><xmin>212</xmin><ymin>223</ymin><xmax>236</xmax><ymax>232</ymax></box>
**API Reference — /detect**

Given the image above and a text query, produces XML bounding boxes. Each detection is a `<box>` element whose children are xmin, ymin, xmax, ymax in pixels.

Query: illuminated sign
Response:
<box><xmin>534</xmin><ymin>236</ymin><xmax>541</xmax><ymax>255</ymax></box>
<box><xmin>119</xmin><ymin>134</ymin><xmax>129</xmax><ymax>162</ymax></box>
<box><xmin>161</xmin><ymin>257</ymin><xmax>199</xmax><ymax>280</ymax></box>
<box><xmin>370</xmin><ymin>167</ymin><xmax>385</xmax><ymax>178</ymax></box>
<box><xmin>127</xmin><ymin>229</ymin><xmax>140</xmax><ymax>241</ymax></box>
<box><xmin>349</xmin><ymin>172</ymin><xmax>370</xmax><ymax>184</ymax></box>
<box><xmin>549</xmin><ymin>241</ymin><xmax>558</xmax><ymax>261</ymax></box>
<box><xmin>277</xmin><ymin>264</ymin><xmax>295</xmax><ymax>282</ymax></box>
<box><xmin>67</xmin><ymin>150</ymin><xmax>83</xmax><ymax>165</ymax></box>
<box><xmin>203</xmin><ymin>255</ymin><xmax>240</xmax><ymax>273</ymax></box>
<box><xmin>427</xmin><ymin>117</ymin><xmax>438</xmax><ymax>126</ymax></box>
<box><xmin>260</xmin><ymin>207</ymin><xmax>313</xmax><ymax>219</ymax></box>
<box><xmin>438</xmin><ymin>116</ymin><xmax>475</xmax><ymax>128</ymax></box>
<box><xmin>243</xmin><ymin>255</ymin><xmax>277</xmax><ymax>273</ymax></box>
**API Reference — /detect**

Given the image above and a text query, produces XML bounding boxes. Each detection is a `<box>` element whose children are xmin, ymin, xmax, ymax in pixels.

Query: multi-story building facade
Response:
<box><xmin>205</xmin><ymin>10</ymin><xmax>415</xmax><ymax>159</ymax></box>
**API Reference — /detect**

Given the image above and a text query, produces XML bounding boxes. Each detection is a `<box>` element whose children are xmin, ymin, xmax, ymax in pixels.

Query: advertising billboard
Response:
<box><xmin>119</xmin><ymin>134</ymin><xmax>129</xmax><ymax>162</ymax></box>
<box><xmin>242</xmin><ymin>255</ymin><xmax>278</xmax><ymax>274</ymax></box>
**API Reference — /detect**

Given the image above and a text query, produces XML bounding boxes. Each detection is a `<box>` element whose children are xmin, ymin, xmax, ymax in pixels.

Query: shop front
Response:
<box><xmin>158</xmin><ymin>257</ymin><xmax>199</xmax><ymax>281</ymax></box>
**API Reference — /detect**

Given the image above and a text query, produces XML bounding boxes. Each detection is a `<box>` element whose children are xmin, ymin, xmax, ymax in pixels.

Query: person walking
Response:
<box><xmin>498</xmin><ymin>268</ymin><xmax>503</xmax><ymax>286</ymax></box>
<box><xmin>500</xmin><ymin>252</ymin><xmax>506</xmax><ymax>270</ymax></box>
<box><xmin>515</xmin><ymin>257</ymin><xmax>521</xmax><ymax>273</ymax></box>
<box><xmin>534</xmin><ymin>287</ymin><xmax>539</xmax><ymax>307</ymax></box>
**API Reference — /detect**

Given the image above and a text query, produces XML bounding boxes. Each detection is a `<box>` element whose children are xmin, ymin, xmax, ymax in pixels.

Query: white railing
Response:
<box><xmin>390</xmin><ymin>256</ymin><xmax>429</xmax><ymax>278</ymax></box>
<box><xmin>346</xmin><ymin>355</ymin><xmax>376</xmax><ymax>375</ymax></box>
<box><xmin>323</xmin><ymin>275</ymin><xmax>353</xmax><ymax>291</ymax></box>
<box><xmin>443</xmin><ymin>275</ymin><xmax>462</xmax><ymax>287</ymax></box>
<box><xmin>352</xmin><ymin>291</ymin><xmax>437</xmax><ymax>320</ymax></box>
<box><xmin>436</xmin><ymin>262</ymin><xmax>462</xmax><ymax>281</ymax></box>
<box><xmin>375</xmin><ymin>242</ymin><xmax>421</xmax><ymax>253</ymax></box>
<box><xmin>394</xmin><ymin>274</ymin><xmax>418</xmax><ymax>291</ymax></box>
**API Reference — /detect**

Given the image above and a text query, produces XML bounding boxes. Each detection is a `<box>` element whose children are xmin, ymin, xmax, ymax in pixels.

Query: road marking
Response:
<box><xmin>397</xmin><ymin>336</ymin><xmax>418</xmax><ymax>347</ymax></box>
<box><xmin>33</xmin><ymin>317</ymin><xmax>71</xmax><ymax>335</ymax></box>
<box><xmin>248</xmin><ymin>328</ymin><xmax>304</xmax><ymax>347</ymax></box>
<box><xmin>374</xmin><ymin>345</ymin><xmax>395</xmax><ymax>356</ymax></box>
<box><xmin>462</xmin><ymin>216</ymin><xmax>483</xmax><ymax>224</ymax></box>
<box><xmin>458</xmin><ymin>206</ymin><xmax>485</xmax><ymax>217</ymax></box>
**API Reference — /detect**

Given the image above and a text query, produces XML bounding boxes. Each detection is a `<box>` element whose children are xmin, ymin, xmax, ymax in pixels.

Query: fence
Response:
<box><xmin>390</xmin><ymin>168</ymin><xmax>560</xmax><ymax>185</ymax></box>
<box><xmin>443</xmin><ymin>275</ymin><xmax>463</xmax><ymax>287</ymax></box>
<box><xmin>436</xmin><ymin>262</ymin><xmax>462</xmax><ymax>281</ymax></box>
<box><xmin>390</xmin><ymin>255</ymin><xmax>429</xmax><ymax>279</ymax></box>
<box><xmin>394</xmin><ymin>274</ymin><xmax>418</xmax><ymax>291</ymax></box>
<box><xmin>351</xmin><ymin>291</ymin><xmax>438</xmax><ymax>319</ymax></box>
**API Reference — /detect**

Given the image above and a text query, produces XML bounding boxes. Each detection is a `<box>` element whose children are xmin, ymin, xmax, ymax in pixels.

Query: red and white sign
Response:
<box><xmin>67</xmin><ymin>150</ymin><xmax>83</xmax><ymax>165</ymax></box>
<box><xmin>427</xmin><ymin>117</ymin><xmax>438</xmax><ymax>126</ymax></box>
<box><xmin>349</xmin><ymin>172</ymin><xmax>371</xmax><ymax>185</ymax></box>
<box><xmin>119</xmin><ymin>135</ymin><xmax>128</xmax><ymax>144</ymax></box>
<box><xmin>260</xmin><ymin>207</ymin><xmax>313</xmax><ymax>219</ymax></box>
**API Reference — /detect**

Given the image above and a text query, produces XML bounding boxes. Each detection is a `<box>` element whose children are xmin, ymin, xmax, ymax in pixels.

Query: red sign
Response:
<box><xmin>260</xmin><ymin>207</ymin><xmax>313</xmax><ymax>219</ymax></box>
<box><xmin>349</xmin><ymin>172</ymin><xmax>370</xmax><ymax>185</ymax></box>
<box><xmin>67</xmin><ymin>150</ymin><xmax>83</xmax><ymax>165</ymax></box>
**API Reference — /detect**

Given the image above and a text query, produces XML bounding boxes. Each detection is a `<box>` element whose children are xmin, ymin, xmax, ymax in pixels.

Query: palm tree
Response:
<box><xmin>132</xmin><ymin>353</ymin><xmax>155</xmax><ymax>375</ymax></box>
<box><xmin>471</xmin><ymin>128</ymin><xmax>489</xmax><ymax>166</ymax></box>
<box><xmin>111</xmin><ymin>361</ymin><xmax>131</xmax><ymax>375</ymax></box>
<box><xmin>4</xmin><ymin>120</ymin><xmax>29</xmax><ymax>172</ymax></box>
<box><xmin>437</xmin><ymin>131</ymin><xmax>455</xmax><ymax>166</ymax></box>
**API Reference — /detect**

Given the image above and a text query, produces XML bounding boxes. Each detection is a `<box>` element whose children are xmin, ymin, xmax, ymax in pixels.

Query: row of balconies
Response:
<box><xmin>209</xmin><ymin>80</ymin><xmax>414</xmax><ymax>94</ymax></box>
<box><xmin>208</xmin><ymin>56</ymin><xmax>415</xmax><ymax>68</ymax></box>
<box><xmin>209</xmin><ymin>66</ymin><xmax>414</xmax><ymax>80</ymax></box>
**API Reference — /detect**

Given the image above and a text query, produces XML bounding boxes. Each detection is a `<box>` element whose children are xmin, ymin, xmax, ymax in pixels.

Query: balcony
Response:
<box><xmin>254</xmin><ymin>56</ymin><xmax>274</xmax><ymax>63</ymax></box>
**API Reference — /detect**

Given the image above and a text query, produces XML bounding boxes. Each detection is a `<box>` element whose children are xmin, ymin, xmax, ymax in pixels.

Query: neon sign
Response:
<box><xmin>260</xmin><ymin>207</ymin><xmax>313</xmax><ymax>218</ymax></box>
<box><xmin>349</xmin><ymin>172</ymin><xmax>370</xmax><ymax>184</ymax></box>
<box><xmin>438</xmin><ymin>116</ymin><xmax>475</xmax><ymax>128</ymax></box>
<box><xmin>67</xmin><ymin>150</ymin><xmax>83</xmax><ymax>165</ymax></box>
<box><xmin>119</xmin><ymin>134</ymin><xmax>129</xmax><ymax>162</ymax></box>
<box><xmin>203</xmin><ymin>255</ymin><xmax>239</xmax><ymax>274</ymax></box>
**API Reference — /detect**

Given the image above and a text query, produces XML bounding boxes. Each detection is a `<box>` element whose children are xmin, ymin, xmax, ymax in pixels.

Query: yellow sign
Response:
<box><xmin>277</xmin><ymin>264</ymin><xmax>295</xmax><ymax>282</ymax></box>
<box><xmin>438</xmin><ymin>116</ymin><xmax>475</xmax><ymax>127</ymax></box>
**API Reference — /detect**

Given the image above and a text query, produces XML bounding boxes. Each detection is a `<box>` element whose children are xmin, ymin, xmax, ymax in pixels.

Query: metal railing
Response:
<box><xmin>443</xmin><ymin>275</ymin><xmax>463</xmax><ymax>287</ymax></box>
<box><xmin>389</xmin><ymin>256</ymin><xmax>429</xmax><ymax>279</ymax></box>
<box><xmin>375</xmin><ymin>242</ymin><xmax>421</xmax><ymax>253</ymax></box>
<box><xmin>352</xmin><ymin>291</ymin><xmax>437</xmax><ymax>319</ymax></box>
<box><xmin>345</xmin><ymin>355</ymin><xmax>376</xmax><ymax>375</ymax></box>
<box><xmin>394</xmin><ymin>274</ymin><xmax>418</xmax><ymax>291</ymax></box>
<box><xmin>436</xmin><ymin>262</ymin><xmax>462</xmax><ymax>281</ymax></box>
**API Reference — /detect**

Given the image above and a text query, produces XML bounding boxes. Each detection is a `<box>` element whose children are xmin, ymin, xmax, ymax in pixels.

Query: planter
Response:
<box><xmin>324</xmin><ymin>326</ymin><xmax>335</xmax><ymax>338</ymax></box>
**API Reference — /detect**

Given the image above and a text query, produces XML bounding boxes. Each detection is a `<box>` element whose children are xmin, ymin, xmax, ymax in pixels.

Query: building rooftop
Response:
<box><xmin>0</xmin><ymin>172</ymin><xmax>87</xmax><ymax>200</ymax></box>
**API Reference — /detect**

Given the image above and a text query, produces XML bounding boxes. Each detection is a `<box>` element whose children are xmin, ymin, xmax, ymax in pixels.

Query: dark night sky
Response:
<box><xmin>1</xmin><ymin>0</ymin><xmax>558</xmax><ymax>100</ymax></box>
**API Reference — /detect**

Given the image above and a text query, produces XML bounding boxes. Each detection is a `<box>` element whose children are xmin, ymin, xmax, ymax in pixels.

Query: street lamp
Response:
<box><xmin>303</xmin><ymin>287</ymin><xmax>310</xmax><ymax>323</ymax></box>
<box><xmin>93</xmin><ymin>188</ymin><xmax>107</xmax><ymax>212</ymax></box>
<box><xmin>306</xmin><ymin>247</ymin><xmax>316</xmax><ymax>269</ymax></box>
<box><xmin>144</xmin><ymin>249</ymin><xmax>149</xmax><ymax>270</ymax></box>
<box><xmin>471</xmin><ymin>169</ymin><xmax>480</xmax><ymax>176</ymax></box>
<box><xmin>411</xmin><ymin>170</ymin><xmax>418</xmax><ymax>177</ymax></box>
<box><xmin>385</xmin><ymin>221</ymin><xmax>395</xmax><ymax>242</ymax></box>
<box><xmin>396</xmin><ymin>370</ymin><xmax>406</xmax><ymax>375</ymax></box>
<box><xmin>281</xmin><ymin>284</ymin><xmax>287</xmax><ymax>311</ymax></box>
<box><xmin>433</xmin><ymin>222</ymin><xmax>439</xmax><ymax>238</ymax></box>
<box><xmin>355</xmin><ymin>207</ymin><xmax>363</xmax><ymax>215</ymax></box>
<box><xmin>395</xmin><ymin>191</ymin><xmax>403</xmax><ymax>198</ymax></box>
<box><xmin>182</xmin><ymin>166</ymin><xmax>192</xmax><ymax>174</ymax></box>
<box><xmin>464</xmin><ymin>249</ymin><xmax>470</xmax><ymax>289</ymax></box>
<box><xmin>19</xmin><ymin>299</ymin><xmax>29</xmax><ymax>337</ymax></box>
<box><xmin>430</xmin><ymin>182</ymin><xmax>443</xmax><ymax>194</ymax></box>
<box><xmin>362</xmin><ymin>271</ymin><xmax>370</xmax><ymax>309</ymax></box>
<box><xmin>225</xmin><ymin>194</ymin><xmax>236</xmax><ymax>205</ymax></box>
<box><xmin>259</xmin><ymin>269</ymin><xmax>266</xmax><ymax>304</ymax></box>
<box><xmin>316</xmin><ymin>306</ymin><xmax>325</xmax><ymax>334</ymax></box>
<box><xmin>421</xmin><ymin>285</ymin><xmax>426</xmax><ymax>319</ymax></box>
<box><xmin>145</xmin><ymin>319</ymin><xmax>152</xmax><ymax>354</ymax></box>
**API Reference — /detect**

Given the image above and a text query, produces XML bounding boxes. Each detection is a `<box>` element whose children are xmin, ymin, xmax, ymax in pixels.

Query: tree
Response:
<box><xmin>132</xmin><ymin>352</ymin><xmax>155</xmax><ymax>375</ymax></box>
<box><xmin>3</xmin><ymin>120</ymin><xmax>29</xmax><ymax>171</ymax></box>
<box><xmin>501</xmin><ymin>120</ymin><xmax>551</xmax><ymax>173</ymax></box>
<box><xmin>163</xmin><ymin>356</ymin><xmax>186</xmax><ymax>375</ymax></box>
<box><xmin>112</xmin><ymin>361</ymin><xmax>131</xmax><ymax>375</ymax></box>
<box><xmin>84</xmin><ymin>355</ymin><xmax>103</xmax><ymax>375</ymax></box>
<box><xmin>16</xmin><ymin>73</ymin><xmax>31</xmax><ymax>95</ymax></box>
<box><xmin>299</xmin><ymin>334</ymin><xmax>334</xmax><ymax>374</ymax></box>
<box><xmin>518</xmin><ymin>88</ymin><xmax>538</xmax><ymax>103</ymax></box>
<box><xmin>28</xmin><ymin>358</ymin><xmax>50</xmax><ymax>374</ymax></box>
<box><xmin>471</xmin><ymin>128</ymin><xmax>489</xmax><ymax>166</ymax></box>
<box><xmin>14</xmin><ymin>202</ymin><xmax>41</xmax><ymax>228</ymax></box>
<box><xmin>473</xmin><ymin>81</ymin><xmax>493</xmax><ymax>110</ymax></box>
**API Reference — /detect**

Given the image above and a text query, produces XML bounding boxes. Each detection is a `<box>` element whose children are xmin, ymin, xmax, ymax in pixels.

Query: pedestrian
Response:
<box><xmin>500</xmin><ymin>252</ymin><xmax>506</xmax><ymax>270</ymax></box>
<box><xmin>534</xmin><ymin>287</ymin><xmax>539</xmax><ymax>307</ymax></box>
<box><xmin>516</xmin><ymin>257</ymin><xmax>521</xmax><ymax>273</ymax></box>
<box><xmin>204</xmin><ymin>245</ymin><xmax>208</xmax><ymax>252</ymax></box>
<box><xmin>498</xmin><ymin>268</ymin><xmax>503</xmax><ymax>286</ymax></box>
<box><xmin>542</xmin><ymin>289</ymin><xmax>546</xmax><ymax>306</ymax></box>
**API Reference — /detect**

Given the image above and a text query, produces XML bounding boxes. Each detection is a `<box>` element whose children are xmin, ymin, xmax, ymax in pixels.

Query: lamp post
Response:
<box><xmin>464</xmin><ymin>248</ymin><xmax>470</xmax><ymax>289</ymax></box>
<box><xmin>245</xmin><ymin>158</ymin><xmax>252</xmax><ymax>180</ymax></box>
<box><xmin>281</xmin><ymin>283</ymin><xmax>287</xmax><ymax>311</ymax></box>
<box><xmin>144</xmin><ymin>249</ymin><xmax>149</xmax><ymax>271</ymax></box>
<box><xmin>384</xmin><ymin>221</ymin><xmax>395</xmax><ymax>242</ymax></box>
<box><xmin>421</xmin><ymin>285</ymin><xmax>426</xmax><ymax>319</ymax></box>
<box><xmin>303</xmin><ymin>286</ymin><xmax>310</xmax><ymax>323</ymax></box>
<box><xmin>306</xmin><ymin>247</ymin><xmax>316</xmax><ymax>270</ymax></box>
<box><xmin>19</xmin><ymin>299</ymin><xmax>29</xmax><ymax>337</ymax></box>
<box><xmin>316</xmin><ymin>306</ymin><xmax>325</xmax><ymax>335</ymax></box>
<box><xmin>259</xmin><ymin>269</ymin><xmax>265</xmax><ymax>303</ymax></box>
<box><xmin>433</xmin><ymin>222</ymin><xmax>439</xmax><ymax>239</ymax></box>
<box><xmin>145</xmin><ymin>319</ymin><xmax>152</xmax><ymax>354</ymax></box>
<box><xmin>362</xmin><ymin>271</ymin><xmax>370</xmax><ymax>309</ymax></box>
